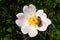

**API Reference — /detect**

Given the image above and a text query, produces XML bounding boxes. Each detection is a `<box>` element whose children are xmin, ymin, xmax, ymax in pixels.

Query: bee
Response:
<box><xmin>37</xmin><ymin>16</ymin><xmax>42</xmax><ymax>27</ymax></box>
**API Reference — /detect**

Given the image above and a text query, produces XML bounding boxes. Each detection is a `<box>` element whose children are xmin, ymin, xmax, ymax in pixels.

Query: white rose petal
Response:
<box><xmin>15</xmin><ymin>19</ymin><xmax>22</xmax><ymax>27</ymax></box>
<box><xmin>28</xmin><ymin>27</ymin><xmax>38</xmax><ymax>37</ymax></box>
<box><xmin>21</xmin><ymin>26</ymin><xmax>29</xmax><ymax>34</ymax></box>
<box><xmin>43</xmin><ymin>18</ymin><xmax>51</xmax><ymax>25</ymax></box>
<box><xmin>15</xmin><ymin>13</ymin><xmax>25</xmax><ymax>26</ymax></box>
<box><xmin>37</xmin><ymin>18</ymin><xmax>51</xmax><ymax>31</ymax></box>
<box><xmin>37</xmin><ymin>24</ymin><xmax>48</xmax><ymax>31</ymax></box>
<box><xmin>16</xmin><ymin>13</ymin><xmax>24</xmax><ymax>19</ymax></box>
<box><xmin>23</xmin><ymin>4</ymin><xmax>36</xmax><ymax>15</ymax></box>
<box><xmin>36</xmin><ymin>10</ymin><xmax>47</xmax><ymax>21</ymax></box>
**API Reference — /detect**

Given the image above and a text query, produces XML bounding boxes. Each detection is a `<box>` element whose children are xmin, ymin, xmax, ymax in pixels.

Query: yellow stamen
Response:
<box><xmin>27</xmin><ymin>14</ymin><xmax>38</xmax><ymax>26</ymax></box>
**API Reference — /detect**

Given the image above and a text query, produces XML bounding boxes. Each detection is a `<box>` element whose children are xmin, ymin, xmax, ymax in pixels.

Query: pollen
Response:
<box><xmin>27</xmin><ymin>14</ymin><xmax>39</xmax><ymax>26</ymax></box>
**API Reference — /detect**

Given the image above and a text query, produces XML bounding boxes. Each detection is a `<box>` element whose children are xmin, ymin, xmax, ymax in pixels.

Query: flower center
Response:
<box><xmin>27</xmin><ymin>14</ymin><xmax>40</xmax><ymax>26</ymax></box>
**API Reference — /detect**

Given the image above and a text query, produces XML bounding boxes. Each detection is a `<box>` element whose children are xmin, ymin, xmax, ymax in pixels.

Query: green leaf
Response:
<box><xmin>7</xmin><ymin>28</ymin><xmax>12</xmax><ymax>33</ymax></box>
<box><xmin>0</xmin><ymin>0</ymin><xmax>1</xmax><ymax>1</ymax></box>
<box><xmin>55</xmin><ymin>0</ymin><xmax>60</xmax><ymax>3</ymax></box>
<box><xmin>56</xmin><ymin>30</ymin><xmax>60</xmax><ymax>40</ymax></box>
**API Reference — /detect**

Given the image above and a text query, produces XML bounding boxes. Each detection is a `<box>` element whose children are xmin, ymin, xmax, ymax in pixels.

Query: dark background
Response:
<box><xmin>0</xmin><ymin>0</ymin><xmax>60</xmax><ymax>40</ymax></box>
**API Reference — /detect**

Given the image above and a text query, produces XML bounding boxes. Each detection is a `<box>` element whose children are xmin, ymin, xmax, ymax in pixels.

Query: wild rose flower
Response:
<box><xmin>15</xmin><ymin>4</ymin><xmax>51</xmax><ymax>37</ymax></box>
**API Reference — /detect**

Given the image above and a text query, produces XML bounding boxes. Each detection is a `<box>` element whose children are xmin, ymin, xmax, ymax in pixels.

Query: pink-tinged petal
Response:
<box><xmin>15</xmin><ymin>13</ymin><xmax>25</xmax><ymax>26</ymax></box>
<box><xmin>37</xmin><ymin>9</ymin><xmax>44</xmax><ymax>13</ymax></box>
<box><xmin>37</xmin><ymin>18</ymin><xmax>51</xmax><ymax>31</ymax></box>
<box><xmin>43</xmin><ymin>18</ymin><xmax>51</xmax><ymax>26</ymax></box>
<box><xmin>23</xmin><ymin>4</ymin><xmax>36</xmax><ymax>15</ymax></box>
<box><xmin>28</xmin><ymin>27</ymin><xmax>38</xmax><ymax>37</ymax></box>
<box><xmin>37</xmin><ymin>26</ymin><xmax>48</xmax><ymax>31</ymax></box>
<box><xmin>36</xmin><ymin>10</ymin><xmax>44</xmax><ymax>16</ymax></box>
<box><xmin>36</xmin><ymin>10</ymin><xmax>47</xmax><ymax>20</ymax></box>
<box><xmin>21</xmin><ymin>26</ymin><xmax>29</xmax><ymax>34</ymax></box>
<box><xmin>37</xmin><ymin>22</ymin><xmax>48</xmax><ymax>31</ymax></box>
<box><xmin>16</xmin><ymin>13</ymin><xmax>24</xmax><ymax>19</ymax></box>
<box><xmin>15</xmin><ymin>19</ymin><xmax>24</xmax><ymax>27</ymax></box>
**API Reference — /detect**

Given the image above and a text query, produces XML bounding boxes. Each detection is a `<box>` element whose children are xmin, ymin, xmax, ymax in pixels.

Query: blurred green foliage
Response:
<box><xmin>0</xmin><ymin>0</ymin><xmax>60</xmax><ymax>40</ymax></box>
